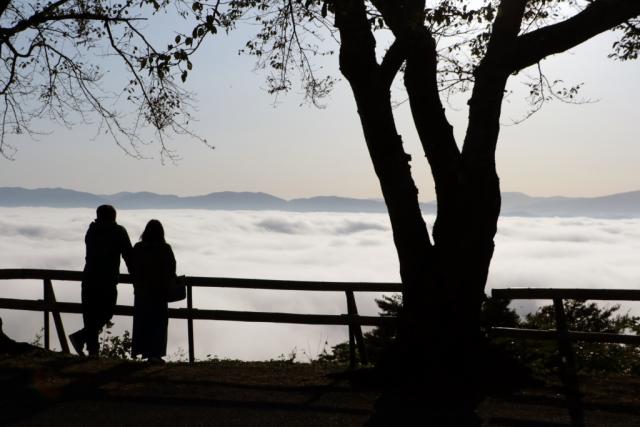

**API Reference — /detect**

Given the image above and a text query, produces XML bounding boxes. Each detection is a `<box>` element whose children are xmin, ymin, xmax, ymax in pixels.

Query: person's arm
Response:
<box><xmin>120</xmin><ymin>227</ymin><xmax>134</xmax><ymax>274</ymax></box>
<box><xmin>167</xmin><ymin>245</ymin><xmax>177</xmax><ymax>277</ymax></box>
<box><xmin>84</xmin><ymin>223</ymin><xmax>94</xmax><ymax>260</ymax></box>
<box><xmin>82</xmin><ymin>225</ymin><xmax>93</xmax><ymax>274</ymax></box>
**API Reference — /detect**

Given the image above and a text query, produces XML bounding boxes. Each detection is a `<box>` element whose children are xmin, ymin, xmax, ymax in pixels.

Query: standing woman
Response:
<box><xmin>131</xmin><ymin>219</ymin><xmax>176</xmax><ymax>362</ymax></box>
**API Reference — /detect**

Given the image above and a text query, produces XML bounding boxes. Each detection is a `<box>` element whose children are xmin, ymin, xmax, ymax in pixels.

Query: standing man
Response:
<box><xmin>69</xmin><ymin>205</ymin><xmax>133</xmax><ymax>357</ymax></box>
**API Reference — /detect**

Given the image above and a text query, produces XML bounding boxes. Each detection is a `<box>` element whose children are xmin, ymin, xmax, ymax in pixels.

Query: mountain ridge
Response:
<box><xmin>1</xmin><ymin>187</ymin><xmax>639</xmax><ymax>218</ymax></box>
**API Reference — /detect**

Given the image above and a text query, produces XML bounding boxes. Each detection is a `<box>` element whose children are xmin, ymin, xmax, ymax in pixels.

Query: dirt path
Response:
<box><xmin>1</xmin><ymin>352</ymin><xmax>376</xmax><ymax>426</ymax></box>
<box><xmin>2</xmin><ymin>350</ymin><xmax>640</xmax><ymax>426</ymax></box>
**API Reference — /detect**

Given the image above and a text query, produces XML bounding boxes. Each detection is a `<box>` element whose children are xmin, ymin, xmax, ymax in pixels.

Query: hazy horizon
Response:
<box><xmin>3</xmin><ymin>185</ymin><xmax>640</xmax><ymax>201</ymax></box>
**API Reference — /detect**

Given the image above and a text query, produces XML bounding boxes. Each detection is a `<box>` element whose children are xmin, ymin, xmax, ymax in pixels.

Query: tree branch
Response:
<box><xmin>481</xmin><ymin>0</ymin><xmax>527</xmax><ymax>71</ymax></box>
<box><xmin>334</xmin><ymin>0</ymin><xmax>379</xmax><ymax>82</ymax></box>
<box><xmin>456</xmin><ymin>0</ymin><xmax>527</xmax><ymax>240</ymax></box>
<box><xmin>512</xmin><ymin>0</ymin><xmax>640</xmax><ymax>73</ymax></box>
<box><xmin>0</xmin><ymin>54</ymin><xmax>16</xmax><ymax>95</ymax></box>
<box><xmin>0</xmin><ymin>0</ymin><xmax>12</xmax><ymax>18</ymax></box>
<box><xmin>463</xmin><ymin>0</ymin><xmax>527</xmax><ymax>160</ymax></box>
<box><xmin>0</xmin><ymin>0</ymin><xmax>71</xmax><ymax>35</ymax></box>
<box><xmin>333</xmin><ymin>0</ymin><xmax>433</xmax><ymax>287</ymax></box>
<box><xmin>1</xmin><ymin>12</ymin><xmax>141</xmax><ymax>37</ymax></box>
<box><xmin>379</xmin><ymin>39</ymin><xmax>405</xmax><ymax>88</ymax></box>
<box><xmin>0</xmin><ymin>38</ymin><xmax>41</xmax><ymax>94</ymax></box>
<box><xmin>401</xmin><ymin>27</ymin><xmax>461</xmax><ymax>177</ymax></box>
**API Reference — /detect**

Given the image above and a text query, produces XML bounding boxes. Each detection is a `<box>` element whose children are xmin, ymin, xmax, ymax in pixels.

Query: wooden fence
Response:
<box><xmin>0</xmin><ymin>269</ymin><xmax>401</xmax><ymax>367</ymax></box>
<box><xmin>491</xmin><ymin>287</ymin><xmax>640</xmax><ymax>427</ymax></box>
<box><xmin>5</xmin><ymin>270</ymin><xmax>639</xmax><ymax>425</ymax></box>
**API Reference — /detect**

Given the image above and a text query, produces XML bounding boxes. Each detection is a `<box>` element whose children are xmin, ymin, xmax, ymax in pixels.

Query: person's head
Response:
<box><xmin>141</xmin><ymin>219</ymin><xmax>165</xmax><ymax>244</ymax></box>
<box><xmin>96</xmin><ymin>205</ymin><xmax>117</xmax><ymax>223</ymax></box>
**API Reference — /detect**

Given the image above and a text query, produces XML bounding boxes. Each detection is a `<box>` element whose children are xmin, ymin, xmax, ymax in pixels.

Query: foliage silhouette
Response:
<box><xmin>0</xmin><ymin>0</ymin><xmax>214</xmax><ymax>160</ymax></box>
<box><xmin>322</xmin><ymin>294</ymin><xmax>520</xmax><ymax>364</ymax></box>
<box><xmin>515</xmin><ymin>300</ymin><xmax>640</xmax><ymax>375</ymax></box>
<box><xmin>99</xmin><ymin>321</ymin><xmax>133</xmax><ymax>360</ymax></box>
<box><xmin>325</xmin><ymin>294</ymin><xmax>640</xmax><ymax>376</ymax></box>
<box><xmin>320</xmin><ymin>294</ymin><xmax>402</xmax><ymax>366</ymax></box>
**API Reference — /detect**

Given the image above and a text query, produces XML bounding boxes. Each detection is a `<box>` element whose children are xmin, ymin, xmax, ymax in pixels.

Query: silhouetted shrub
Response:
<box><xmin>511</xmin><ymin>300</ymin><xmax>640</xmax><ymax>374</ymax></box>
<box><xmin>99</xmin><ymin>321</ymin><xmax>132</xmax><ymax>359</ymax></box>
<box><xmin>322</xmin><ymin>295</ymin><xmax>640</xmax><ymax>375</ymax></box>
<box><xmin>319</xmin><ymin>294</ymin><xmax>402</xmax><ymax>365</ymax></box>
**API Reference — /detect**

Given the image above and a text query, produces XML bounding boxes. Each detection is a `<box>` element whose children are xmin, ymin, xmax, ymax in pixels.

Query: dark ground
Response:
<box><xmin>2</xmin><ymin>348</ymin><xmax>640</xmax><ymax>427</ymax></box>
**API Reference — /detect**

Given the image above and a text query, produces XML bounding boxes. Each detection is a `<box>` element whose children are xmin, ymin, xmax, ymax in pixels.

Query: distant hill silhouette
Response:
<box><xmin>499</xmin><ymin>191</ymin><xmax>640</xmax><ymax>218</ymax></box>
<box><xmin>1</xmin><ymin>187</ymin><xmax>639</xmax><ymax>218</ymax></box>
<box><xmin>0</xmin><ymin>187</ymin><xmax>105</xmax><ymax>208</ymax></box>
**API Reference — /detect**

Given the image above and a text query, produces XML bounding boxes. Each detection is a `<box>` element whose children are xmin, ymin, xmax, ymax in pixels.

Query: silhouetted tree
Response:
<box><xmin>188</xmin><ymin>1</ymin><xmax>638</xmax><ymax>424</ymax></box>
<box><xmin>4</xmin><ymin>0</ymin><xmax>640</xmax><ymax>424</ymax></box>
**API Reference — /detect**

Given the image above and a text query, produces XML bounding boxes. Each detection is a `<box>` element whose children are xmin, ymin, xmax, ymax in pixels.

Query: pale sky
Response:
<box><xmin>1</xmin><ymin>16</ymin><xmax>638</xmax><ymax>201</ymax></box>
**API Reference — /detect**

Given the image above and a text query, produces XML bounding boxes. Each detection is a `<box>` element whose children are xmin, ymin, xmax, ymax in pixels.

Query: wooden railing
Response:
<box><xmin>491</xmin><ymin>287</ymin><xmax>640</xmax><ymax>427</ymax></box>
<box><xmin>0</xmin><ymin>269</ymin><xmax>401</xmax><ymax>367</ymax></box>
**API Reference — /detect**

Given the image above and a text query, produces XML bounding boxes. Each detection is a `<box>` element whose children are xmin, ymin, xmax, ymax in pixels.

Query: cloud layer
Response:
<box><xmin>1</xmin><ymin>208</ymin><xmax>639</xmax><ymax>360</ymax></box>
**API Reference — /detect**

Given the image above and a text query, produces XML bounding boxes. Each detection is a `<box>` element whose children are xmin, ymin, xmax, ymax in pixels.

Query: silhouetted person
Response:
<box><xmin>69</xmin><ymin>205</ymin><xmax>132</xmax><ymax>357</ymax></box>
<box><xmin>130</xmin><ymin>219</ymin><xmax>176</xmax><ymax>362</ymax></box>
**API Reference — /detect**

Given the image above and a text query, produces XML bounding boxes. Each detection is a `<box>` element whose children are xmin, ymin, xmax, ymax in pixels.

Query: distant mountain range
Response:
<box><xmin>1</xmin><ymin>187</ymin><xmax>639</xmax><ymax>218</ymax></box>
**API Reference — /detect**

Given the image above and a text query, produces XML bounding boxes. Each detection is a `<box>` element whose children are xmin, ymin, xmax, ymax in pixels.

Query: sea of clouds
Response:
<box><xmin>1</xmin><ymin>207</ymin><xmax>639</xmax><ymax>361</ymax></box>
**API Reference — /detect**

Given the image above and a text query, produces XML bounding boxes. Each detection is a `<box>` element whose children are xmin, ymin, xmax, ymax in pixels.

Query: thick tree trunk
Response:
<box><xmin>335</xmin><ymin>2</ymin><xmax>500</xmax><ymax>426</ymax></box>
<box><xmin>331</xmin><ymin>0</ymin><xmax>640</xmax><ymax>424</ymax></box>
<box><xmin>335</xmin><ymin>0</ymin><xmax>432</xmax><ymax>299</ymax></box>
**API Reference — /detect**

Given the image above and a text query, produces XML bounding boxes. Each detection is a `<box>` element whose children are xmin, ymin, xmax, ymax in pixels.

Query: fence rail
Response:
<box><xmin>0</xmin><ymin>269</ymin><xmax>401</xmax><ymax>292</ymax></box>
<box><xmin>0</xmin><ymin>269</ymin><xmax>401</xmax><ymax>367</ymax></box>
<box><xmin>491</xmin><ymin>287</ymin><xmax>640</xmax><ymax>427</ymax></box>
<box><xmin>493</xmin><ymin>287</ymin><xmax>640</xmax><ymax>301</ymax></box>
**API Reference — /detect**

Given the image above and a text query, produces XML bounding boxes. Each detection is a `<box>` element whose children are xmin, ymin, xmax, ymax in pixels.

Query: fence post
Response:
<box><xmin>345</xmin><ymin>290</ymin><xmax>368</xmax><ymax>368</ymax></box>
<box><xmin>553</xmin><ymin>297</ymin><xmax>584</xmax><ymax>427</ymax></box>
<box><xmin>44</xmin><ymin>279</ymin><xmax>70</xmax><ymax>353</ymax></box>
<box><xmin>43</xmin><ymin>280</ymin><xmax>50</xmax><ymax>350</ymax></box>
<box><xmin>345</xmin><ymin>291</ymin><xmax>356</xmax><ymax>368</ymax></box>
<box><xmin>187</xmin><ymin>281</ymin><xmax>195</xmax><ymax>363</ymax></box>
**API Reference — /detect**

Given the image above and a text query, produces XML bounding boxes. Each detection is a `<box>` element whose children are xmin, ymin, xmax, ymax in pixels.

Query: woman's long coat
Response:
<box><xmin>131</xmin><ymin>241</ymin><xmax>176</xmax><ymax>358</ymax></box>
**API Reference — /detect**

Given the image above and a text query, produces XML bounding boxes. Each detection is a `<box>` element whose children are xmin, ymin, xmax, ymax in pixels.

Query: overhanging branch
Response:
<box><xmin>512</xmin><ymin>0</ymin><xmax>640</xmax><ymax>73</ymax></box>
